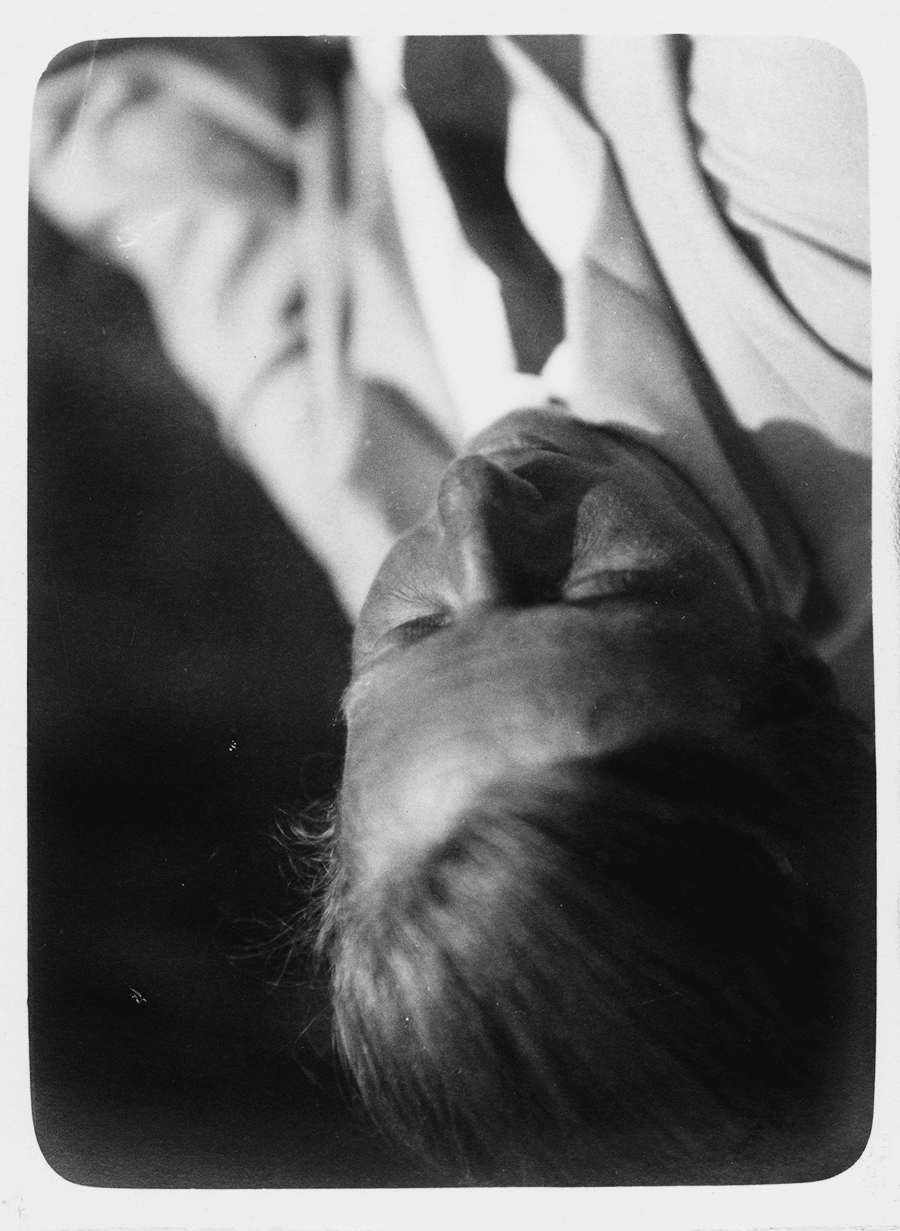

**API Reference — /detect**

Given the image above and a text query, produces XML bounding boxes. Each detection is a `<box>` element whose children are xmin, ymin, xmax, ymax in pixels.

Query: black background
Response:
<box><xmin>28</xmin><ymin>37</ymin><xmax>442</xmax><ymax>1186</ymax></box>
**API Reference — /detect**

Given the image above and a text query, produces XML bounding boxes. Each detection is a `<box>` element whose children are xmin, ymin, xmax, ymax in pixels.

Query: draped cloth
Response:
<box><xmin>29</xmin><ymin>35</ymin><xmax>872</xmax><ymax>720</ymax></box>
<box><xmin>351</xmin><ymin>34</ymin><xmax>872</xmax><ymax>720</ymax></box>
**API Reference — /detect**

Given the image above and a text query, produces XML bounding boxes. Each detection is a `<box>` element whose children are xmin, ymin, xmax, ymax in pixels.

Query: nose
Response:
<box><xmin>435</xmin><ymin>455</ymin><xmax>551</xmax><ymax>607</ymax></box>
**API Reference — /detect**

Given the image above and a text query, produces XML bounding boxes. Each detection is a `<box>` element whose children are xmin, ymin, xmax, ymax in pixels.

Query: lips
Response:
<box><xmin>469</xmin><ymin>416</ymin><xmax>626</xmax><ymax>473</ymax></box>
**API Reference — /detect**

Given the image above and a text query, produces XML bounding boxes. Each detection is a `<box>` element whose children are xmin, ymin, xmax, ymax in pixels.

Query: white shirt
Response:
<box><xmin>30</xmin><ymin>36</ymin><xmax>872</xmax><ymax>717</ymax></box>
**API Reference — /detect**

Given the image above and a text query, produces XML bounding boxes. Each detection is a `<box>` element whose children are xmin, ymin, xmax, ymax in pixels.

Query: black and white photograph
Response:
<box><xmin>7</xmin><ymin>6</ymin><xmax>900</xmax><ymax>1228</ymax></box>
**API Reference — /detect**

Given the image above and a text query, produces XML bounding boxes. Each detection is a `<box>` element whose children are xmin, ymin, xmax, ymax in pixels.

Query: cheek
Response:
<box><xmin>353</xmin><ymin>528</ymin><xmax>444</xmax><ymax>655</ymax></box>
<box><xmin>571</xmin><ymin>482</ymin><xmax>688</xmax><ymax>567</ymax></box>
<box><xmin>639</xmin><ymin>609</ymin><xmax>767</xmax><ymax>724</ymax></box>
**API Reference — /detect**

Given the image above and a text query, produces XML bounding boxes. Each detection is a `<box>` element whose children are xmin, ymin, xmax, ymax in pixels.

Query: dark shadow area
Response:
<box><xmin>27</xmin><ymin>134</ymin><xmax>443</xmax><ymax>1184</ymax></box>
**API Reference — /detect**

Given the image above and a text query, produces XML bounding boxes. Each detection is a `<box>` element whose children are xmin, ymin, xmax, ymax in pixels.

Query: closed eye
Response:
<box><xmin>385</xmin><ymin>612</ymin><xmax>453</xmax><ymax>648</ymax></box>
<box><xmin>563</xmin><ymin>567</ymin><xmax>687</xmax><ymax>604</ymax></box>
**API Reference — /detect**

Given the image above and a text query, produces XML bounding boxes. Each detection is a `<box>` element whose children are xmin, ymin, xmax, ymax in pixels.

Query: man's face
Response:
<box><xmin>343</xmin><ymin>410</ymin><xmax>766</xmax><ymax>884</ymax></box>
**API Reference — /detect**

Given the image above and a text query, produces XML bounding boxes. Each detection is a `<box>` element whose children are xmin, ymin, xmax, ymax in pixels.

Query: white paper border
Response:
<box><xmin>3</xmin><ymin>2</ymin><xmax>898</xmax><ymax>1229</ymax></box>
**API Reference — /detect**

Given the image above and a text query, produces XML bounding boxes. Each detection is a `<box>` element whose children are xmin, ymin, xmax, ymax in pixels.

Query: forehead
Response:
<box><xmin>342</xmin><ymin>603</ymin><xmax>716</xmax><ymax>860</ymax></box>
<box><xmin>342</xmin><ymin>608</ymin><xmax>647</xmax><ymax>881</ymax></box>
<box><xmin>340</xmin><ymin>595</ymin><xmax>769</xmax><ymax>886</ymax></box>
<box><xmin>347</xmin><ymin>603</ymin><xmax>661</xmax><ymax>728</ymax></box>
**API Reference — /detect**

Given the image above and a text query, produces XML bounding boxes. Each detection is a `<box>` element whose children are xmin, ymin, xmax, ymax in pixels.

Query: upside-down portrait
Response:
<box><xmin>28</xmin><ymin>33</ymin><xmax>877</xmax><ymax>1188</ymax></box>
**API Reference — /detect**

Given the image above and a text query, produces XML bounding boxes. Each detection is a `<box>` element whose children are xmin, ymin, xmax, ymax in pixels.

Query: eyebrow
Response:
<box><xmin>342</xmin><ymin>590</ymin><xmax>672</xmax><ymax>721</ymax></box>
<box><xmin>342</xmin><ymin>635</ymin><xmax>445</xmax><ymax>716</ymax></box>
